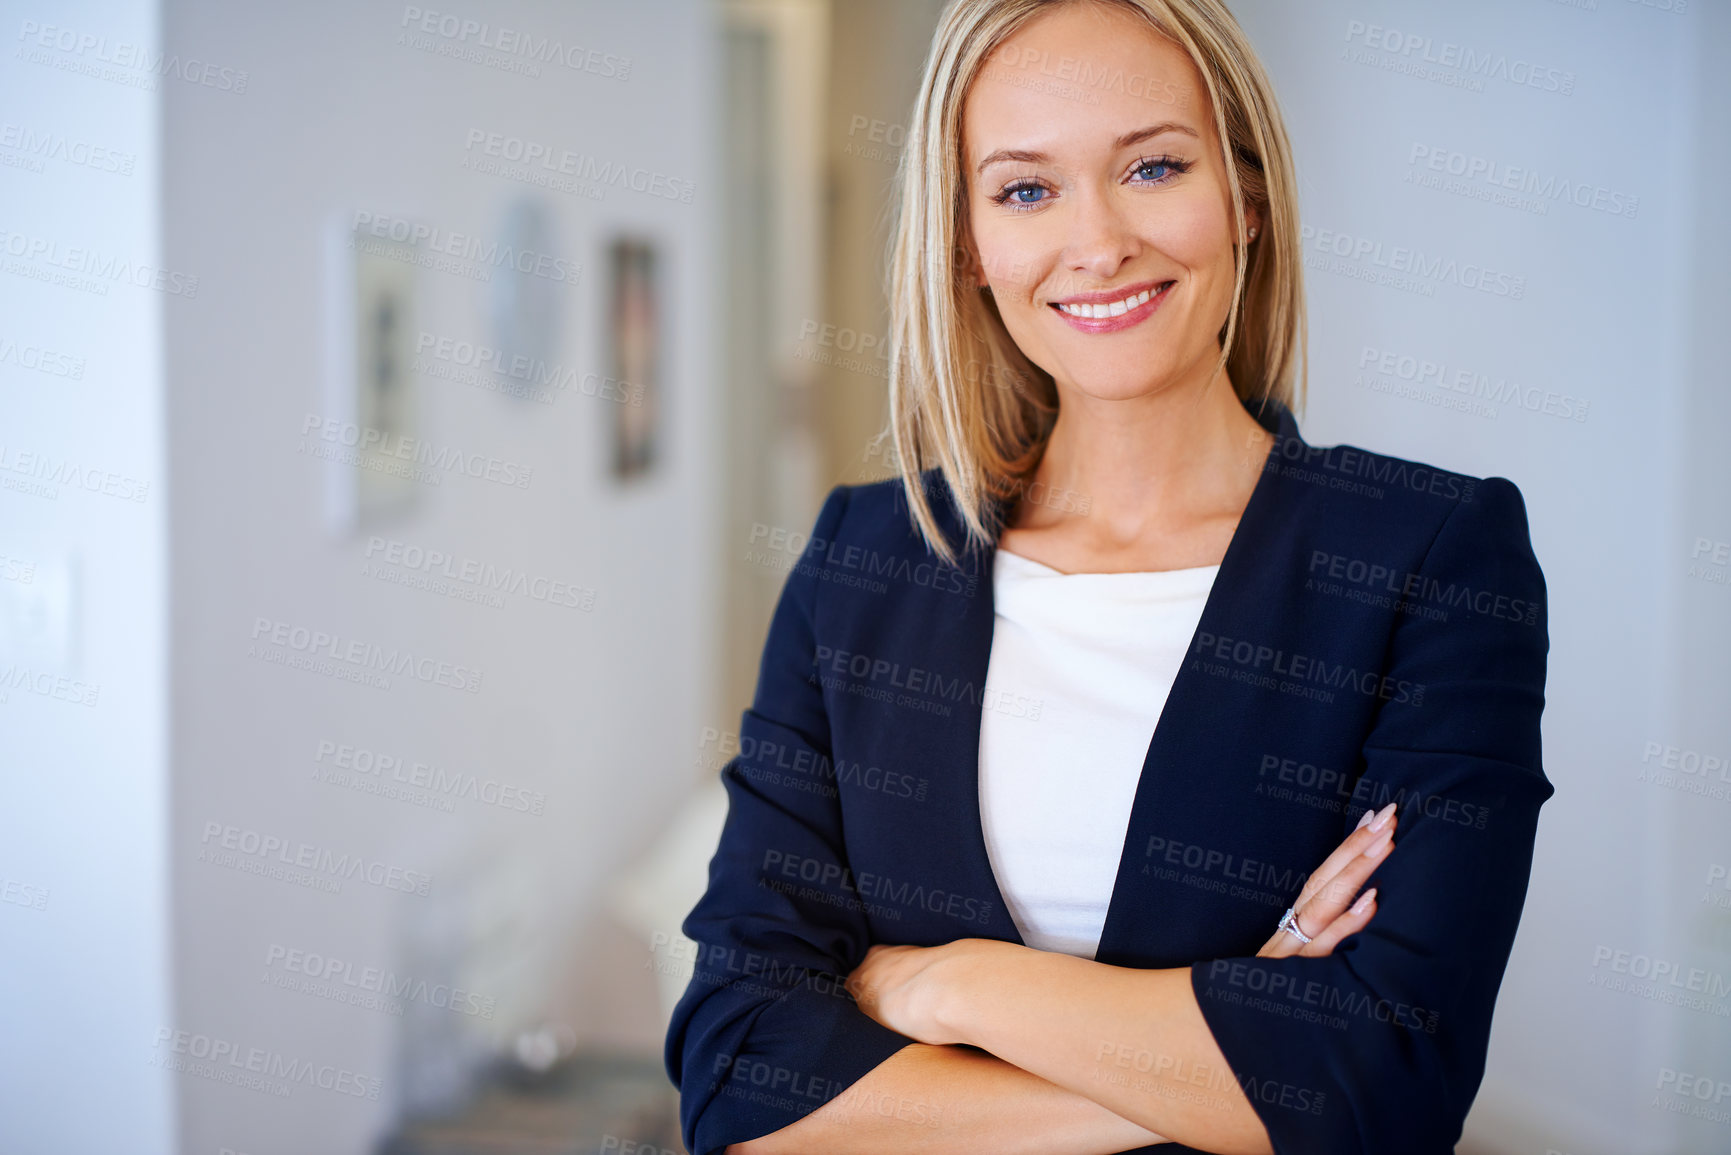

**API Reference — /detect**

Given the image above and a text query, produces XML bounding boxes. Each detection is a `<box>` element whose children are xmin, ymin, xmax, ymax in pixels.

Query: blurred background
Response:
<box><xmin>1</xmin><ymin>0</ymin><xmax>1727</xmax><ymax>1152</ymax></box>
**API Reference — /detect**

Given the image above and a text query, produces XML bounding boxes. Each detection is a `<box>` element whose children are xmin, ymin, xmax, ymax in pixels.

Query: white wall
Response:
<box><xmin>0</xmin><ymin>1</ymin><xmax>175</xmax><ymax>1152</ymax></box>
<box><xmin>7</xmin><ymin>2</ymin><xmax>1724</xmax><ymax>1151</ymax></box>
<box><xmin>161</xmin><ymin>0</ymin><xmax>720</xmax><ymax>1150</ymax></box>
<box><xmin>1226</xmin><ymin>1</ymin><xmax>1728</xmax><ymax>1151</ymax></box>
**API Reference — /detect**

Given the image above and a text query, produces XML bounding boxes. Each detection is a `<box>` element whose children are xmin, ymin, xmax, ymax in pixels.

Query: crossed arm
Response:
<box><xmin>678</xmin><ymin>480</ymin><xmax>1550</xmax><ymax>1155</ymax></box>
<box><xmin>726</xmin><ymin>806</ymin><xmax>1399</xmax><ymax>1155</ymax></box>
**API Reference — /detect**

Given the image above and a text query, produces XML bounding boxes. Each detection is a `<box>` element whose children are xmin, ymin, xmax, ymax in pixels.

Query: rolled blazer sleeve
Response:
<box><xmin>1190</xmin><ymin>477</ymin><xmax>1554</xmax><ymax>1155</ymax></box>
<box><xmin>664</xmin><ymin>484</ymin><xmax>915</xmax><ymax>1155</ymax></box>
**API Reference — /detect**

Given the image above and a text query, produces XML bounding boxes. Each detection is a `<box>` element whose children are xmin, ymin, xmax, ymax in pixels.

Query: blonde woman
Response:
<box><xmin>666</xmin><ymin>1</ymin><xmax>1550</xmax><ymax>1152</ymax></box>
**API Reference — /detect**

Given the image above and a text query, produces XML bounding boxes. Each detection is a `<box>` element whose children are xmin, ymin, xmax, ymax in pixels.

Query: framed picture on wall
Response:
<box><xmin>606</xmin><ymin>237</ymin><xmax>660</xmax><ymax>480</ymax></box>
<box><xmin>321</xmin><ymin>216</ymin><xmax>422</xmax><ymax>534</ymax></box>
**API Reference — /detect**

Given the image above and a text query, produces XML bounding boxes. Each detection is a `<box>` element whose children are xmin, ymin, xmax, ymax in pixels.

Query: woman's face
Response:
<box><xmin>960</xmin><ymin>1</ymin><xmax>1254</xmax><ymax>403</ymax></box>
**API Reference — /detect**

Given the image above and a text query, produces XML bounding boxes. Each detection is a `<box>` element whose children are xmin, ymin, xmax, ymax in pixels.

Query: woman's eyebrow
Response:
<box><xmin>974</xmin><ymin>121</ymin><xmax>1199</xmax><ymax>175</ymax></box>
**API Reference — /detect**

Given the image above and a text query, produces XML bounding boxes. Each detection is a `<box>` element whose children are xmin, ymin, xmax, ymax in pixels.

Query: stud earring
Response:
<box><xmin>1247</xmin><ymin>226</ymin><xmax>1259</xmax><ymax>240</ymax></box>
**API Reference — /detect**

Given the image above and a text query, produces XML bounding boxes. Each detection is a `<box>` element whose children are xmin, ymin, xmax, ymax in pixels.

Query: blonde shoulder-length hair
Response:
<box><xmin>885</xmin><ymin>0</ymin><xmax>1306</xmax><ymax>568</ymax></box>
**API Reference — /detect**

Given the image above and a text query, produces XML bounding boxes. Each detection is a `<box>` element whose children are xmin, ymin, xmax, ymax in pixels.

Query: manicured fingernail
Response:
<box><xmin>1370</xmin><ymin>802</ymin><xmax>1398</xmax><ymax>832</ymax></box>
<box><xmin>1354</xmin><ymin>808</ymin><xmax>1375</xmax><ymax>831</ymax></box>
<box><xmin>1350</xmin><ymin>888</ymin><xmax>1377</xmax><ymax>915</ymax></box>
<box><xmin>1363</xmin><ymin>830</ymin><xmax>1393</xmax><ymax>857</ymax></box>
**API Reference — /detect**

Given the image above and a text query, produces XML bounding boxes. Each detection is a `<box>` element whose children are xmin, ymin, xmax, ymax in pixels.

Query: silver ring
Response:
<box><xmin>1277</xmin><ymin>906</ymin><xmax>1313</xmax><ymax>945</ymax></box>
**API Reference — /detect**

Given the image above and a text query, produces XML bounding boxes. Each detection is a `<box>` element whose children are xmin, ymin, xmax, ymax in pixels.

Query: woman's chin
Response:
<box><xmin>1058</xmin><ymin>369</ymin><xmax>1186</xmax><ymax>404</ymax></box>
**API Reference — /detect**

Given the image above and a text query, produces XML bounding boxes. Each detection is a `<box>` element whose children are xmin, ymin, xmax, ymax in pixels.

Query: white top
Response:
<box><xmin>978</xmin><ymin>548</ymin><xmax>1218</xmax><ymax>959</ymax></box>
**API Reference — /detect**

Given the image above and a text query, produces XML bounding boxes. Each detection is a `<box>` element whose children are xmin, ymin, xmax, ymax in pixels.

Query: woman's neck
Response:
<box><xmin>1001</xmin><ymin>368</ymin><xmax>1274</xmax><ymax>573</ymax></box>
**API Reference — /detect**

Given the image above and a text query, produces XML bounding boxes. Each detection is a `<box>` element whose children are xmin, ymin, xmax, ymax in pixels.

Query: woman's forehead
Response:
<box><xmin>961</xmin><ymin>7</ymin><xmax>1210</xmax><ymax>161</ymax></box>
<box><xmin>963</xmin><ymin>61</ymin><xmax>1210</xmax><ymax>170</ymax></box>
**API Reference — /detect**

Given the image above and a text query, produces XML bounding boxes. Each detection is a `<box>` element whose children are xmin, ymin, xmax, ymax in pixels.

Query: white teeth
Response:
<box><xmin>1057</xmin><ymin>285</ymin><xmax>1161</xmax><ymax>318</ymax></box>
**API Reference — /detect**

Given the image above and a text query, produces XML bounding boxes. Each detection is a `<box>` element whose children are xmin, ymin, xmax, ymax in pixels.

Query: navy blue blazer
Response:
<box><xmin>665</xmin><ymin>398</ymin><xmax>1551</xmax><ymax>1155</ymax></box>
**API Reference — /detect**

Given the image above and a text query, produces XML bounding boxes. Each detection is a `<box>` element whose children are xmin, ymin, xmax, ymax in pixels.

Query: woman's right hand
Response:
<box><xmin>1256</xmin><ymin>801</ymin><xmax>1399</xmax><ymax>959</ymax></box>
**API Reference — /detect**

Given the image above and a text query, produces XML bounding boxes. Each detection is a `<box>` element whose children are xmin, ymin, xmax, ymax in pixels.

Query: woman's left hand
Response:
<box><xmin>1256</xmin><ymin>801</ymin><xmax>1398</xmax><ymax>959</ymax></box>
<box><xmin>846</xmin><ymin>939</ymin><xmax>1000</xmax><ymax>1045</ymax></box>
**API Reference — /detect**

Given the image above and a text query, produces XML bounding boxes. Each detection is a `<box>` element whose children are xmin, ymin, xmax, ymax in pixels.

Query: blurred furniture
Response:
<box><xmin>378</xmin><ymin>1052</ymin><xmax>684</xmax><ymax>1155</ymax></box>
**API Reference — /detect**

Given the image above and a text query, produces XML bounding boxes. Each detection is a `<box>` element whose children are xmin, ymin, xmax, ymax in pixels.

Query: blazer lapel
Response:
<box><xmin>1094</xmin><ymin>399</ymin><xmax>1303</xmax><ymax>962</ymax></box>
<box><xmin>935</xmin><ymin>517</ymin><xmax>1027</xmax><ymax>946</ymax></box>
<box><xmin>937</xmin><ymin>398</ymin><xmax>1302</xmax><ymax>960</ymax></box>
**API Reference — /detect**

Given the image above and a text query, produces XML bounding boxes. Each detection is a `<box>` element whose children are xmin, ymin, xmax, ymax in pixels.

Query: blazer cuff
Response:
<box><xmin>686</xmin><ymin>979</ymin><xmax>916</xmax><ymax>1155</ymax></box>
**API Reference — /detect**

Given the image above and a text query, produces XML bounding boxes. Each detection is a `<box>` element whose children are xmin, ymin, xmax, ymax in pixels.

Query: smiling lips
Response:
<box><xmin>1049</xmin><ymin>280</ymin><xmax>1174</xmax><ymax>333</ymax></box>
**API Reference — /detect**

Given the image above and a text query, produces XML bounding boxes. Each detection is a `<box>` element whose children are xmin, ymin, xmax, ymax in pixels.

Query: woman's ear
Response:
<box><xmin>1244</xmin><ymin>205</ymin><xmax>1264</xmax><ymax>245</ymax></box>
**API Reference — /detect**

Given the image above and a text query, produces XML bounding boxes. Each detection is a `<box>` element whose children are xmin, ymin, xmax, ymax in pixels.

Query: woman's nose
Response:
<box><xmin>1062</xmin><ymin>188</ymin><xmax>1141</xmax><ymax>282</ymax></box>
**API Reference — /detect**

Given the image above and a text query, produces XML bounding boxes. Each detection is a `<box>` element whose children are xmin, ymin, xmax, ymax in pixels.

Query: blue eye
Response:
<box><xmin>992</xmin><ymin>180</ymin><xmax>1049</xmax><ymax>209</ymax></box>
<box><xmin>1131</xmin><ymin>155</ymin><xmax>1191</xmax><ymax>185</ymax></box>
<box><xmin>988</xmin><ymin>155</ymin><xmax>1192</xmax><ymax>212</ymax></box>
